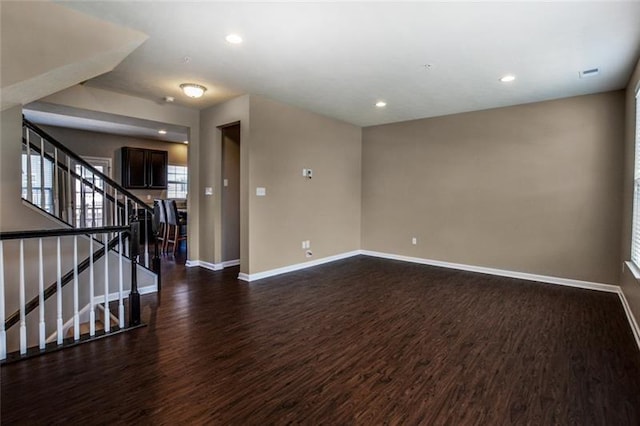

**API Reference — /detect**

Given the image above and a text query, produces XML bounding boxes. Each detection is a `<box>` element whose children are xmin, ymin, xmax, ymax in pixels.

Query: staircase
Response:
<box><xmin>0</xmin><ymin>119</ymin><xmax>161</xmax><ymax>362</ymax></box>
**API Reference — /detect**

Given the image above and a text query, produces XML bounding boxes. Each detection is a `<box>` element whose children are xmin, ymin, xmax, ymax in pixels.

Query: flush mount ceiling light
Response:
<box><xmin>225</xmin><ymin>34</ymin><xmax>243</xmax><ymax>44</ymax></box>
<box><xmin>500</xmin><ymin>75</ymin><xmax>516</xmax><ymax>83</ymax></box>
<box><xmin>158</xmin><ymin>129</ymin><xmax>167</xmax><ymax>135</ymax></box>
<box><xmin>375</xmin><ymin>101</ymin><xmax>387</xmax><ymax>108</ymax></box>
<box><xmin>180</xmin><ymin>83</ymin><xmax>207</xmax><ymax>98</ymax></box>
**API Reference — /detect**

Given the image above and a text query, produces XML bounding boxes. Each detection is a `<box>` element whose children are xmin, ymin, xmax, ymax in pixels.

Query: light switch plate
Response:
<box><xmin>205</xmin><ymin>187</ymin><xmax>213</xmax><ymax>195</ymax></box>
<box><xmin>256</xmin><ymin>187</ymin><xmax>266</xmax><ymax>196</ymax></box>
<box><xmin>223</xmin><ymin>179</ymin><xmax>229</xmax><ymax>187</ymax></box>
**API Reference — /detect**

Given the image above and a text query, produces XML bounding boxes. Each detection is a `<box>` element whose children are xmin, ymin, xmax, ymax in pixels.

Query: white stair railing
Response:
<box><xmin>21</xmin><ymin>119</ymin><xmax>157</xmax><ymax>271</ymax></box>
<box><xmin>0</xmin><ymin>224</ymin><xmax>141</xmax><ymax>362</ymax></box>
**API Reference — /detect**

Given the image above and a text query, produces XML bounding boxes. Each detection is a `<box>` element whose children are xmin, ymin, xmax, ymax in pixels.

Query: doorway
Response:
<box><xmin>220</xmin><ymin>124</ymin><xmax>240</xmax><ymax>264</ymax></box>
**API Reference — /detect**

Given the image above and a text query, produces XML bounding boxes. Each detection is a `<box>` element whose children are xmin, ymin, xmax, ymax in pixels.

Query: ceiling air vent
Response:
<box><xmin>579</xmin><ymin>68</ymin><xmax>600</xmax><ymax>79</ymax></box>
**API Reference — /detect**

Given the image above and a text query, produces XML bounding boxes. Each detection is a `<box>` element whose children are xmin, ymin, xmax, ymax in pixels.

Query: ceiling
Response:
<box><xmin>24</xmin><ymin>101</ymin><xmax>190</xmax><ymax>143</ymax></box>
<box><xmin>55</xmin><ymin>1</ymin><xmax>640</xmax><ymax>127</ymax></box>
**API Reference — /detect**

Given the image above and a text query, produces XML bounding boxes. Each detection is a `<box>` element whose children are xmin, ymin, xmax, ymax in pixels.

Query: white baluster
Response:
<box><xmin>89</xmin><ymin>238</ymin><xmax>95</xmax><ymax>336</ymax></box>
<box><xmin>26</xmin><ymin>134</ymin><xmax>33</xmax><ymax>204</ymax></box>
<box><xmin>56</xmin><ymin>237</ymin><xmax>62</xmax><ymax>345</ymax></box>
<box><xmin>103</xmin><ymin>234</ymin><xmax>110</xmax><ymax>333</ymax></box>
<box><xmin>118</xmin><ymin>231</ymin><xmax>124</xmax><ymax>328</ymax></box>
<box><xmin>73</xmin><ymin>236</ymin><xmax>79</xmax><ymax>341</ymax></box>
<box><xmin>54</xmin><ymin>148</ymin><xmax>59</xmax><ymax>217</ymax></box>
<box><xmin>19</xmin><ymin>240</ymin><xmax>26</xmax><ymax>355</ymax></box>
<box><xmin>113</xmin><ymin>188</ymin><xmax>118</xmax><ymax>241</ymax></box>
<box><xmin>80</xmin><ymin>167</ymin><xmax>86</xmax><ymax>227</ymax></box>
<box><xmin>40</xmin><ymin>136</ymin><xmax>45</xmax><ymax>210</ymax></box>
<box><xmin>91</xmin><ymin>172</ymin><xmax>96</xmax><ymax>227</ymax></box>
<box><xmin>67</xmin><ymin>157</ymin><xmax>74</xmax><ymax>226</ymax></box>
<box><xmin>0</xmin><ymin>241</ymin><xmax>6</xmax><ymax>360</ymax></box>
<box><xmin>38</xmin><ymin>238</ymin><xmax>45</xmax><ymax>350</ymax></box>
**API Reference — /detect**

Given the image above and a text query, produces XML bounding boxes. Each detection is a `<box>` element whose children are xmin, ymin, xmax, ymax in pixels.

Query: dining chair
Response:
<box><xmin>153</xmin><ymin>199</ymin><xmax>168</xmax><ymax>254</ymax></box>
<box><xmin>164</xmin><ymin>199</ymin><xmax>187</xmax><ymax>256</ymax></box>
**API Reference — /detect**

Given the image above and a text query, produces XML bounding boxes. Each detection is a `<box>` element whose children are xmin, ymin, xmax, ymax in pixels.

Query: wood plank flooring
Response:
<box><xmin>2</xmin><ymin>256</ymin><xmax>640</xmax><ymax>424</ymax></box>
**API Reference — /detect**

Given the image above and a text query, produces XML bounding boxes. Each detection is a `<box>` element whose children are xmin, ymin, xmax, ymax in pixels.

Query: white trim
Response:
<box><xmin>237</xmin><ymin>250</ymin><xmax>361</xmax><ymax>282</ymax></box>
<box><xmin>185</xmin><ymin>259</ymin><xmax>239</xmax><ymax>271</ymax></box>
<box><xmin>626</xmin><ymin>260</ymin><xmax>640</xmax><ymax>280</ymax></box>
<box><xmin>93</xmin><ymin>283</ymin><xmax>157</xmax><ymax>304</ymax></box>
<box><xmin>361</xmin><ymin>250</ymin><xmax>619</xmax><ymax>293</ymax></box>
<box><xmin>618</xmin><ymin>289</ymin><xmax>640</xmax><ymax>352</ymax></box>
<box><xmin>222</xmin><ymin>259</ymin><xmax>240</xmax><ymax>268</ymax></box>
<box><xmin>185</xmin><ymin>260</ymin><xmax>220</xmax><ymax>271</ymax></box>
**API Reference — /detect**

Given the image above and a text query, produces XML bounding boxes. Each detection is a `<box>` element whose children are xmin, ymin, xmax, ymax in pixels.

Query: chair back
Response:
<box><xmin>154</xmin><ymin>199</ymin><xmax>167</xmax><ymax>223</ymax></box>
<box><xmin>164</xmin><ymin>199</ymin><xmax>179</xmax><ymax>226</ymax></box>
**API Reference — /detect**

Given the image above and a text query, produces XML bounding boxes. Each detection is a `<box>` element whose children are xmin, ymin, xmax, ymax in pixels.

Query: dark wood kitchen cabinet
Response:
<box><xmin>121</xmin><ymin>147</ymin><xmax>168</xmax><ymax>189</ymax></box>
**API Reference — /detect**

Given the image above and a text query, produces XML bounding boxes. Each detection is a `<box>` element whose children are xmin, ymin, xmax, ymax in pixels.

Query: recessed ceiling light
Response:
<box><xmin>183</xmin><ymin>140</ymin><xmax>189</xmax><ymax>144</ymax></box>
<box><xmin>375</xmin><ymin>101</ymin><xmax>387</xmax><ymax>108</ymax></box>
<box><xmin>225</xmin><ymin>34</ymin><xmax>243</xmax><ymax>44</ymax></box>
<box><xmin>158</xmin><ymin>130</ymin><xmax>167</xmax><ymax>135</ymax></box>
<box><xmin>500</xmin><ymin>75</ymin><xmax>516</xmax><ymax>83</ymax></box>
<box><xmin>180</xmin><ymin>83</ymin><xmax>207</xmax><ymax>98</ymax></box>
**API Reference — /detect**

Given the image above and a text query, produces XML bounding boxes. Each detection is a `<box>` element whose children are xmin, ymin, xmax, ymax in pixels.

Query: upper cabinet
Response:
<box><xmin>121</xmin><ymin>147</ymin><xmax>168</xmax><ymax>189</ymax></box>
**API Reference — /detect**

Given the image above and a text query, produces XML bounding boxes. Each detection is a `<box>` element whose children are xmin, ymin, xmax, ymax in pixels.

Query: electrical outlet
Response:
<box><xmin>412</xmin><ymin>237</ymin><xmax>417</xmax><ymax>245</ymax></box>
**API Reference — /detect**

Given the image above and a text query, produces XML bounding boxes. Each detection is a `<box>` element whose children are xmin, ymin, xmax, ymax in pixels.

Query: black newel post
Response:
<box><xmin>151</xmin><ymin>205</ymin><xmax>162</xmax><ymax>291</ymax></box>
<box><xmin>129</xmin><ymin>219</ymin><xmax>141</xmax><ymax>326</ymax></box>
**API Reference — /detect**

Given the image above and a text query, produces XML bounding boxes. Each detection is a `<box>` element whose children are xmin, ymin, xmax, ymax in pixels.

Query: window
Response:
<box><xmin>75</xmin><ymin>158</ymin><xmax>110</xmax><ymax>228</ymax></box>
<box><xmin>22</xmin><ymin>154</ymin><xmax>54</xmax><ymax>213</ymax></box>
<box><xmin>632</xmin><ymin>88</ymin><xmax>640</xmax><ymax>266</ymax></box>
<box><xmin>167</xmin><ymin>165</ymin><xmax>188</xmax><ymax>199</ymax></box>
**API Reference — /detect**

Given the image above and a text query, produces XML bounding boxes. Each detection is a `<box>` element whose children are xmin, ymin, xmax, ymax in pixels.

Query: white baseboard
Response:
<box><xmin>238</xmin><ymin>250</ymin><xmax>361</xmax><ymax>282</ymax></box>
<box><xmin>185</xmin><ymin>260</ymin><xmax>220</xmax><ymax>271</ymax></box>
<box><xmin>361</xmin><ymin>250</ymin><xmax>620</xmax><ymax>293</ymax></box>
<box><xmin>222</xmin><ymin>259</ymin><xmax>240</xmax><ymax>268</ymax></box>
<box><xmin>185</xmin><ymin>259</ymin><xmax>239</xmax><ymax>271</ymax></box>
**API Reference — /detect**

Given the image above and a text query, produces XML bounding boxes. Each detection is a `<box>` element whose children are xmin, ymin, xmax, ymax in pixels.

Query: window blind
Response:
<box><xmin>631</xmin><ymin>89</ymin><xmax>640</xmax><ymax>266</ymax></box>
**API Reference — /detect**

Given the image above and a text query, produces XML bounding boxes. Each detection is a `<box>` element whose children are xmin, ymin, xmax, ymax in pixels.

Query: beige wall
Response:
<box><xmin>248</xmin><ymin>95</ymin><xmax>362</xmax><ymax>274</ymax></box>
<box><xmin>199</xmin><ymin>95</ymin><xmax>250</xmax><ymax>270</ymax></box>
<box><xmin>40</xmin><ymin>125</ymin><xmax>188</xmax><ymax>203</ymax></box>
<box><xmin>0</xmin><ymin>105</ymin><xmax>65</xmax><ymax>232</ymax></box>
<box><xmin>362</xmin><ymin>91</ymin><xmax>625</xmax><ymax>285</ymax></box>
<box><xmin>621</xmin><ymin>57</ymin><xmax>640</xmax><ymax>323</ymax></box>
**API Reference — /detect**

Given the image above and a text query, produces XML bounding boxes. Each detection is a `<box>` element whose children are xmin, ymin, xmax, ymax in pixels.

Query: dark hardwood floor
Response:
<box><xmin>2</xmin><ymin>255</ymin><xmax>640</xmax><ymax>424</ymax></box>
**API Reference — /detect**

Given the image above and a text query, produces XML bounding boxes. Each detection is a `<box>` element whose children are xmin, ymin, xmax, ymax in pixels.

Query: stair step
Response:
<box><xmin>65</xmin><ymin>317</ymin><xmax>118</xmax><ymax>339</ymax></box>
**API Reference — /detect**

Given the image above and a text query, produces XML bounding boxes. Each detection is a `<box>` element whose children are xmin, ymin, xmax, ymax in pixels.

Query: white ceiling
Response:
<box><xmin>24</xmin><ymin>101</ymin><xmax>190</xmax><ymax>143</ymax></box>
<box><xmin>57</xmin><ymin>1</ymin><xmax>640</xmax><ymax>127</ymax></box>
